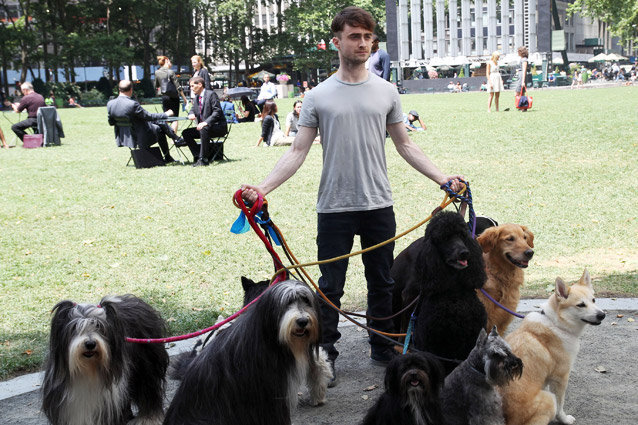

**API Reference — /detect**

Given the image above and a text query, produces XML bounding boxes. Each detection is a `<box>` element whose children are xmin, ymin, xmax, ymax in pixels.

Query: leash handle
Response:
<box><xmin>233</xmin><ymin>189</ymin><xmax>264</xmax><ymax>219</ymax></box>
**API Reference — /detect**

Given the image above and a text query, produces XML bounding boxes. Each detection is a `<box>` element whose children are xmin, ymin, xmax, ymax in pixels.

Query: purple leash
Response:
<box><xmin>480</xmin><ymin>288</ymin><xmax>525</xmax><ymax>319</ymax></box>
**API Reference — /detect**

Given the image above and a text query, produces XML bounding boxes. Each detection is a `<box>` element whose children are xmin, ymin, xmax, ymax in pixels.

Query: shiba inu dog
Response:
<box><xmin>500</xmin><ymin>269</ymin><xmax>605</xmax><ymax>425</ymax></box>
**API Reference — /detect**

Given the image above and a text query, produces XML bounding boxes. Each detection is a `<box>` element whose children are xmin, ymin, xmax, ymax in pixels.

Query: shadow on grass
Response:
<box><xmin>593</xmin><ymin>270</ymin><xmax>638</xmax><ymax>298</ymax></box>
<box><xmin>0</xmin><ymin>330</ymin><xmax>48</xmax><ymax>381</ymax></box>
<box><xmin>523</xmin><ymin>270</ymin><xmax>637</xmax><ymax>298</ymax></box>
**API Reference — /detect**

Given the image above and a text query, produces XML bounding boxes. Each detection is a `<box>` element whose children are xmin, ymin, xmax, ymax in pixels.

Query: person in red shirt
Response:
<box><xmin>10</xmin><ymin>82</ymin><xmax>45</xmax><ymax>141</ymax></box>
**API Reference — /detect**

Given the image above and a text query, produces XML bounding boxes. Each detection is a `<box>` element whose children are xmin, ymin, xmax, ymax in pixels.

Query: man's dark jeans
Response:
<box><xmin>11</xmin><ymin>117</ymin><xmax>38</xmax><ymax>141</ymax></box>
<box><xmin>316</xmin><ymin>206</ymin><xmax>396</xmax><ymax>361</ymax></box>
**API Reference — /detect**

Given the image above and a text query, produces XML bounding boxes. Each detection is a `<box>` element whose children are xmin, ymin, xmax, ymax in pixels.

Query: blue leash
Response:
<box><xmin>440</xmin><ymin>179</ymin><xmax>477</xmax><ymax>237</ymax></box>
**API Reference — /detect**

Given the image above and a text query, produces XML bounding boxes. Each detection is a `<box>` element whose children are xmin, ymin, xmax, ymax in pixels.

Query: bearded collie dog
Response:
<box><xmin>41</xmin><ymin>295</ymin><xmax>168</xmax><ymax>425</ymax></box>
<box><xmin>164</xmin><ymin>279</ymin><xmax>331</xmax><ymax>425</ymax></box>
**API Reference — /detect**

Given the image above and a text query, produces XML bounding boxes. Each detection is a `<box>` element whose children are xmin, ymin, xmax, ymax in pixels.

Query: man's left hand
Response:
<box><xmin>196</xmin><ymin>122</ymin><xmax>208</xmax><ymax>131</ymax></box>
<box><xmin>439</xmin><ymin>175</ymin><xmax>466</xmax><ymax>193</ymax></box>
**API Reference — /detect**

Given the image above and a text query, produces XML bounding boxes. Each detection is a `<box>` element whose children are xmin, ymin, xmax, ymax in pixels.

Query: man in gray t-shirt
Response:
<box><xmin>241</xmin><ymin>7</ymin><xmax>463</xmax><ymax>383</ymax></box>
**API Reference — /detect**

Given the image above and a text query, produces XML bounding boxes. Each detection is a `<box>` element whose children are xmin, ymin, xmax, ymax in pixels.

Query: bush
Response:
<box><xmin>136</xmin><ymin>78</ymin><xmax>155</xmax><ymax>99</ymax></box>
<box><xmin>80</xmin><ymin>88</ymin><xmax>106</xmax><ymax>104</ymax></box>
<box><xmin>32</xmin><ymin>78</ymin><xmax>46</xmax><ymax>95</ymax></box>
<box><xmin>96</xmin><ymin>77</ymin><xmax>112</xmax><ymax>99</ymax></box>
<box><xmin>45</xmin><ymin>82</ymin><xmax>81</xmax><ymax>102</ymax></box>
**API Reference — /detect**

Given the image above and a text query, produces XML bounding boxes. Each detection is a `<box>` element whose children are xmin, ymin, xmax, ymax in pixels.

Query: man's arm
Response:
<box><xmin>131</xmin><ymin>100</ymin><xmax>167</xmax><ymax>122</ymax></box>
<box><xmin>418</xmin><ymin>118</ymin><xmax>427</xmax><ymax>130</ymax></box>
<box><xmin>241</xmin><ymin>125</ymin><xmax>318</xmax><ymax>202</ymax></box>
<box><xmin>381</xmin><ymin>51</ymin><xmax>391</xmax><ymax>81</ymax></box>
<box><xmin>387</xmin><ymin>121</ymin><xmax>463</xmax><ymax>189</ymax></box>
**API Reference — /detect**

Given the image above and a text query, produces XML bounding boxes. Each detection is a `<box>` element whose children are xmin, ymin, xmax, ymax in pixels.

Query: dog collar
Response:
<box><xmin>468</xmin><ymin>364</ymin><xmax>485</xmax><ymax>376</ymax></box>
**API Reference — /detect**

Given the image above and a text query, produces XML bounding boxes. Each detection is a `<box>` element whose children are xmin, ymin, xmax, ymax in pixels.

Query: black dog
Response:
<box><xmin>391</xmin><ymin>211</ymin><xmax>487</xmax><ymax>374</ymax></box>
<box><xmin>361</xmin><ymin>352</ymin><xmax>445</xmax><ymax>425</ymax></box>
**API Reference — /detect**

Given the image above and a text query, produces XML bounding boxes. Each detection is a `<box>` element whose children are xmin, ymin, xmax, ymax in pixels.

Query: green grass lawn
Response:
<box><xmin>1</xmin><ymin>86</ymin><xmax>636</xmax><ymax>379</ymax></box>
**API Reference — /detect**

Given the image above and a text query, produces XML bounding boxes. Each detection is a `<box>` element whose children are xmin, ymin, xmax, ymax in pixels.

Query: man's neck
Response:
<box><xmin>336</xmin><ymin>63</ymin><xmax>369</xmax><ymax>83</ymax></box>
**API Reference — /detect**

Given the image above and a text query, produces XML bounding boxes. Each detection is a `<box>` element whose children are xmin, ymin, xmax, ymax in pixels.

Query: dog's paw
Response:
<box><xmin>298</xmin><ymin>395</ymin><xmax>326</xmax><ymax>407</ymax></box>
<box><xmin>557</xmin><ymin>413</ymin><xmax>575</xmax><ymax>424</ymax></box>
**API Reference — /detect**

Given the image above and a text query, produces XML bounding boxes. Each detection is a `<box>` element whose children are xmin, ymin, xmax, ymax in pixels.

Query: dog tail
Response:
<box><xmin>168</xmin><ymin>339</ymin><xmax>202</xmax><ymax>380</ymax></box>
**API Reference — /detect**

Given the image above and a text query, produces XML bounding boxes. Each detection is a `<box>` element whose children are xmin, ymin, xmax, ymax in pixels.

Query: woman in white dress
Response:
<box><xmin>486</xmin><ymin>51</ymin><xmax>504</xmax><ymax>112</ymax></box>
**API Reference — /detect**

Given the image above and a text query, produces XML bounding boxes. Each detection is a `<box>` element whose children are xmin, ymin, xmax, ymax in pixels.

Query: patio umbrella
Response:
<box><xmin>248</xmin><ymin>70</ymin><xmax>275</xmax><ymax>80</ymax></box>
<box><xmin>588</xmin><ymin>53</ymin><xmax>609</xmax><ymax>63</ymax></box>
<box><xmin>606</xmin><ymin>53</ymin><xmax>627</xmax><ymax>62</ymax></box>
<box><xmin>226</xmin><ymin>87</ymin><xmax>255</xmax><ymax>99</ymax></box>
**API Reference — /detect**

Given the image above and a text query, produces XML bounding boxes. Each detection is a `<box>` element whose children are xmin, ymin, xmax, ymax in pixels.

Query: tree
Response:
<box><xmin>282</xmin><ymin>0</ymin><xmax>386</xmax><ymax>75</ymax></box>
<box><xmin>568</xmin><ymin>0</ymin><xmax>638</xmax><ymax>44</ymax></box>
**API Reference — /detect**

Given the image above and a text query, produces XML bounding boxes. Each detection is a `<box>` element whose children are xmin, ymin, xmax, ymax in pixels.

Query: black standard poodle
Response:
<box><xmin>391</xmin><ymin>211</ymin><xmax>487</xmax><ymax>375</ymax></box>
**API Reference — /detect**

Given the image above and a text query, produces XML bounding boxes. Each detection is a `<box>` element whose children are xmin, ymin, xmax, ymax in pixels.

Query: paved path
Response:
<box><xmin>1</xmin><ymin>298</ymin><xmax>637</xmax><ymax>424</ymax></box>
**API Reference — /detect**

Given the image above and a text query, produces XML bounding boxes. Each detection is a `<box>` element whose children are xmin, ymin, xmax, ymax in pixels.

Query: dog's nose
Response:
<box><xmin>524</xmin><ymin>249</ymin><xmax>534</xmax><ymax>259</ymax></box>
<box><xmin>458</xmin><ymin>248</ymin><xmax>469</xmax><ymax>260</ymax></box>
<box><xmin>296</xmin><ymin>317</ymin><xmax>309</xmax><ymax>328</ymax></box>
<box><xmin>84</xmin><ymin>340</ymin><xmax>97</xmax><ymax>350</ymax></box>
<box><xmin>597</xmin><ymin>312</ymin><xmax>606</xmax><ymax>321</ymax></box>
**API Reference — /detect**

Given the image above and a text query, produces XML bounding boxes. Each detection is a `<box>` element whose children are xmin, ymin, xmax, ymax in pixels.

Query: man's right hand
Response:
<box><xmin>165</xmin><ymin>110</ymin><xmax>174</xmax><ymax>117</ymax></box>
<box><xmin>240</xmin><ymin>185</ymin><xmax>265</xmax><ymax>205</ymax></box>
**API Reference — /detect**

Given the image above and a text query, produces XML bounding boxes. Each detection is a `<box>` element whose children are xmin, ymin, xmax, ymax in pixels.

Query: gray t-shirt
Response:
<box><xmin>298</xmin><ymin>73</ymin><xmax>403</xmax><ymax>213</ymax></box>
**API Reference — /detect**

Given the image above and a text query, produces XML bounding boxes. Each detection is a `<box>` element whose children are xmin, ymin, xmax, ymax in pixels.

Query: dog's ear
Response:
<box><xmin>476</xmin><ymin>327</ymin><xmax>488</xmax><ymax>347</ymax></box>
<box><xmin>477</xmin><ymin>227</ymin><xmax>499</xmax><ymax>253</ymax></box>
<box><xmin>577</xmin><ymin>268</ymin><xmax>593</xmax><ymax>290</ymax></box>
<box><xmin>520</xmin><ymin>225</ymin><xmax>535</xmax><ymax>248</ymax></box>
<box><xmin>241</xmin><ymin>276</ymin><xmax>254</xmax><ymax>292</ymax></box>
<box><xmin>555</xmin><ymin>277</ymin><xmax>570</xmax><ymax>300</ymax></box>
<box><xmin>489</xmin><ymin>325</ymin><xmax>500</xmax><ymax>338</ymax></box>
<box><xmin>384</xmin><ymin>358</ymin><xmax>399</xmax><ymax>395</ymax></box>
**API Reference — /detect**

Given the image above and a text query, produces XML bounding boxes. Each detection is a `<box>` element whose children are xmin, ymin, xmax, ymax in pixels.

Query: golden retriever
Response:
<box><xmin>476</xmin><ymin>224</ymin><xmax>534</xmax><ymax>333</ymax></box>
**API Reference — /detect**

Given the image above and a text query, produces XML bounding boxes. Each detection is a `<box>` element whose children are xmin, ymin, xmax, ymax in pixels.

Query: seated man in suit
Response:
<box><xmin>182</xmin><ymin>76</ymin><xmax>227</xmax><ymax>167</ymax></box>
<box><xmin>107</xmin><ymin>80</ymin><xmax>182</xmax><ymax>163</ymax></box>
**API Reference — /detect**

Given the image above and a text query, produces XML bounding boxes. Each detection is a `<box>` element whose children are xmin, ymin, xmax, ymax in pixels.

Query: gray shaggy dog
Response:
<box><xmin>440</xmin><ymin>327</ymin><xmax>523</xmax><ymax>425</ymax></box>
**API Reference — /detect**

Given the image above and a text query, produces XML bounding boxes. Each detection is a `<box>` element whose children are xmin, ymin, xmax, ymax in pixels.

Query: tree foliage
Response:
<box><xmin>0</xmin><ymin>0</ymin><xmax>389</xmax><ymax>89</ymax></box>
<box><xmin>568</xmin><ymin>0</ymin><xmax>638</xmax><ymax>44</ymax></box>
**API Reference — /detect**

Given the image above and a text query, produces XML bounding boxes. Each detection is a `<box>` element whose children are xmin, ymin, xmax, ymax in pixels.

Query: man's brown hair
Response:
<box><xmin>331</xmin><ymin>7</ymin><xmax>375</xmax><ymax>36</ymax></box>
<box><xmin>189</xmin><ymin>76</ymin><xmax>205</xmax><ymax>86</ymax></box>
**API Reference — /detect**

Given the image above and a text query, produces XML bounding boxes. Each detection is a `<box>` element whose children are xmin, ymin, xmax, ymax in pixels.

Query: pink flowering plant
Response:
<box><xmin>276</xmin><ymin>73</ymin><xmax>291</xmax><ymax>83</ymax></box>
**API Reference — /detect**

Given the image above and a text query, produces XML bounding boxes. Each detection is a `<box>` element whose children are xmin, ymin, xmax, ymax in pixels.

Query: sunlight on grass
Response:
<box><xmin>1</xmin><ymin>86</ymin><xmax>636</xmax><ymax>379</ymax></box>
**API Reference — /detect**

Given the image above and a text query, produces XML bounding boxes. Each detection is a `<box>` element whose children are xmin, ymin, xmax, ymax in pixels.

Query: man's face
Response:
<box><xmin>333</xmin><ymin>24</ymin><xmax>373</xmax><ymax>66</ymax></box>
<box><xmin>371</xmin><ymin>38</ymin><xmax>379</xmax><ymax>53</ymax></box>
<box><xmin>408</xmin><ymin>114</ymin><xmax>415</xmax><ymax>122</ymax></box>
<box><xmin>190</xmin><ymin>81</ymin><xmax>204</xmax><ymax>96</ymax></box>
<box><xmin>263</xmin><ymin>75</ymin><xmax>270</xmax><ymax>83</ymax></box>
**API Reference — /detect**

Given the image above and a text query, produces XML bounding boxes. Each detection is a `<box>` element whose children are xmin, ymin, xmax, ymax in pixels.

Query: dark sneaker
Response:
<box><xmin>174</xmin><ymin>137</ymin><xmax>186</xmax><ymax>147</ymax></box>
<box><xmin>370</xmin><ymin>347</ymin><xmax>400</xmax><ymax>366</ymax></box>
<box><xmin>327</xmin><ymin>359</ymin><xmax>337</xmax><ymax>388</ymax></box>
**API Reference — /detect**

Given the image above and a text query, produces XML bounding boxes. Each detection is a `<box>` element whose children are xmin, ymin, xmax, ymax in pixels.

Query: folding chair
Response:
<box><xmin>209</xmin><ymin>112</ymin><xmax>233</xmax><ymax>162</ymax></box>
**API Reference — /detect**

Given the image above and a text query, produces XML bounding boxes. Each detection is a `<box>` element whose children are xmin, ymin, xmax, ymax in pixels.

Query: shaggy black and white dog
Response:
<box><xmin>164</xmin><ymin>279</ymin><xmax>331</xmax><ymax>425</ymax></box>
<box><xmin>441</xmin><ymin>327</ymin><xmax>523</xmax><ymax>425</ymax></box>
<box><xmin>361</xmin><ymin>352</ymin><xmax>445</xmax><ymax>425</ymax></box>
<box><xmin>391</xmin><ymin>211</ymin><xmax>487</xmax><ymax>374</ymax></box>
<box><xmin>42</xmin><ymin>295</ymin><xmax>168</xmax><ymax>425</ymax></box>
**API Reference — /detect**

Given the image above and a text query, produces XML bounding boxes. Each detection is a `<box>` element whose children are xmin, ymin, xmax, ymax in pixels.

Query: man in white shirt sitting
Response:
<box><xmin>256</xmin><ymin>74</ymin><xmax>277</xmax><ymax>111</ymax></box>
